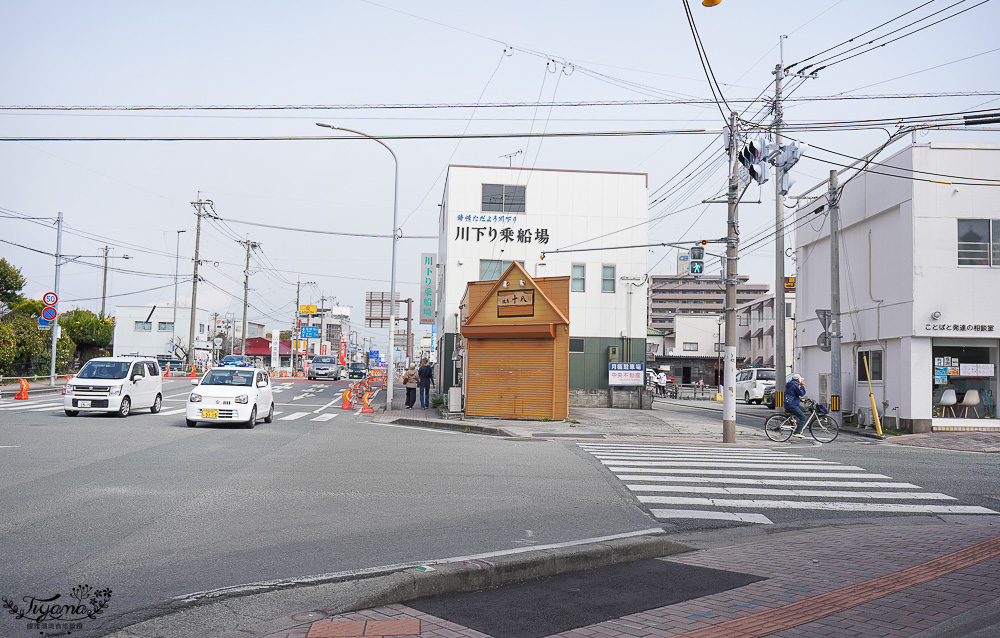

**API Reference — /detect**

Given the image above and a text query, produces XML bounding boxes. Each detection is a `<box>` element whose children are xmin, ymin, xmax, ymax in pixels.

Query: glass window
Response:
<box><xmin>199</xmin><ymin>323</ymin><xmax>205</xmax><ymax>334</ymax></box>
<box><xmin>683</xmin><ymin>342</ymin><xmax>698</xmax><ymax>351</ymax></box>
<box><xmin>77</xmin><ymin>361</ymin><xmax>130</xmax><ymax>379</ymax></box>
<box><xmin>481</xmin><ymin>184</ymin><xmax>526</xmax><ymax>213</ymax></box>
<box><xmin>714</xmin><ymin>343</ymin><xmax>724</xmax><ymax>352</ymax></box>
<box><xmin>158</xmin><ymin>322</ymin><xmax>173</xmax><ymax>331</ymax></box>
<box><xmin>857</xmin><ymin>350</ymin><xmax>883</xmax><ymax>382</ymax></box>
<box><xmin>146</xmin><ymin>362</ymin><xmax>160</xmax><ymax>376</ymax></box>
<box><xmin>785</xmin><ymin>302</ymin><xmax>793</xmax><ymax>318</ymax></box>
<box><xmin>958</xmin><ymin>219</ymin><xmax>990</xmax><ymax>265</ymax></box>
<box><xmin>202</xmin><ymin>369</ymin><xmax>255</xmax><ymax>386</ymax></box>
<box><xmin>569</xmin><ymin>338</ymin><xmax>585</xmax><ymax>353</ymax></box>
<box><xmin>134</xmin><ymin>321</ymin><xmax>151</xmax><ymax>331</ymax></box>
<box><xmin>571</xmin><ymin>264</ymin><xmax>585</xmax><ymax>292</ymax></box>
<box><xmin>602</xmin><ymin>266</ymin><xmax>616</xmax><ymax>292</ymax></box>
<box><xmin>479</xmin><ymin>259</ymin><xmax>513</xmax><ymax>281</ymax></box>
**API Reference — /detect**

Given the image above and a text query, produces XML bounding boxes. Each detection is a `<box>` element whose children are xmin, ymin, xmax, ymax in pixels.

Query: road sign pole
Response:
<box><xmin>49</xmin><ymin>212</ymin><xmax>63</xmax><ymax>386</ymax></box>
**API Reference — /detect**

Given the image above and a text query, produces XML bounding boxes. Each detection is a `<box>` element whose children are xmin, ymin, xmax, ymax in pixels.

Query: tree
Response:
<box><xmin>9</xmin><ymin>298</ymin><xmax>43</xmax><ymax>318</ymax></box>
<box><xmin>60</xmin><ymin>309</ymin><xmax>114</xmax><ymax>349</ymax></box>
<box><xmin>0</xmin><ymin>258</ymin><xmax>26</xmax><ymax>306</ymax></box>
<box><xmin>0</xmin><ymin>322</ymin><xmax>15</xmax><ymax>373</ymax></box>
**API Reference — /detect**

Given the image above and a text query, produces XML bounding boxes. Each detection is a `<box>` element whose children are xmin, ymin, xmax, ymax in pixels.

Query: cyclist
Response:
<box><xmin>784</xmin><ymin>373</ymin><xmax>808</xmax><ymax>439</ymax></box>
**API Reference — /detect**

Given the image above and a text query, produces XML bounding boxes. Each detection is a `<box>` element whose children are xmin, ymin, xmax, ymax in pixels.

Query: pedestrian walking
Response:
<box><xmin>417</xmin><ymin>358</ymin><xmax>435</xmax><ymax>409</ymax></box>
<box><xmin>656</xmin><ymin>370</ymin><xmax>668</xmax><ymax>397</ymax></box>
<box><xmin>402</xmin><ymin>364</ymin><xmax>418</xmax><ymax>409</ymax></box>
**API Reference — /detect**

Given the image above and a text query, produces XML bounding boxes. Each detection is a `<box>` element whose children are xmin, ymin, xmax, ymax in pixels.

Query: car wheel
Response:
<box><xmin>264</xmin><ymin>403</ymin><xmax>274</xmax><ymax>423</ymax></box>
<box><xmin>150</xmin><ymin>393</ymin><xmax>162</xmax><ymax>414</ymax></box>
<box><xmin>744</xmin><ymin>392</ymin><xmax>751</xmax><ymax>404</ymax></box>
<box><xmin>65</xmin><ymin>410</ymin><xmax>79</xmax><ymax>417</ymax></box>
<box><xmin>244</xmin><ymin>406</ymin><xmax>257</xmax><ymax>429</ymax></box>
<box><xmin>186</xmin><ymin>419</ymin><xmax>198</xmax><ymax>428</ymax></box>
<box><xmin>117</xmin><ymin>397</ymin><xmax>131</xmax><ymax>418</ymax></box>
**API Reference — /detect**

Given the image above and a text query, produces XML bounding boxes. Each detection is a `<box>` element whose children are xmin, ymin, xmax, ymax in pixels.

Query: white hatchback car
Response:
<box><xmin>63</xmin><ymin>356</ymin><xmax>163</xmax><ymax>417</ymax></box>
<box><xmin>186</xmin><ymin>366</ymin><xmax>274</xmax><ymax>429</ymax></box>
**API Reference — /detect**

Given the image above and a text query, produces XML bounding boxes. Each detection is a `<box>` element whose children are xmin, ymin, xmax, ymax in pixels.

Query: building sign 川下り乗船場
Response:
<box><xmin>455</xmin><ymin>225</ymin><xmax>549</xmax><ymax>244</ymax></box>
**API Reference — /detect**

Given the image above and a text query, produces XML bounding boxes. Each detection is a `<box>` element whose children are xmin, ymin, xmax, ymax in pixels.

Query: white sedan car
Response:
<box><xmin>186</xmin><ymin>367</ymin><xmax>274</xmax><ymax>429</ymax></box>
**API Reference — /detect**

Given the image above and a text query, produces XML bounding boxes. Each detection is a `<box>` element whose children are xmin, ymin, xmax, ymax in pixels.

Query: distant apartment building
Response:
<box><xmin>649</xmin><ymin>260</ymin><xmax>770</xmax><ymax>333</ymax></box>
<box><xmin>736</xmin><ymin>292</ymin><xmax>796</xmax><ymax>375</ymax></box>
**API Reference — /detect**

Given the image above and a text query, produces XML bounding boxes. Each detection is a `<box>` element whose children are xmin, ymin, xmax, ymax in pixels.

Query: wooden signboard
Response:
<box><xmin>497</xmin><ymin>289</ymin><xmax>534</xmax><ymax>317</ymax></box>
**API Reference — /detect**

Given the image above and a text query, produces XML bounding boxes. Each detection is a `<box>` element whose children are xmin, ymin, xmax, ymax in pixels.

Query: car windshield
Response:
<box><xmin>201</xmin><ymin>370</ymin><xmax>254</xmax><ymax>386</ymax></box>
<box><xmin>757</xmin><ymin>370</ymin><xmax>776</xmax><ymax>381</ymax></box>
<box><xmin>350</xmin><ymin>363</ymin><xmax>366</xmax><ymax>370</ymax></box>
<box><xmin>220</xmin><ymin>356</ymin><xmax>244</xmax><ymax>364</ymax></box>
<box><xmin>313</xmin><ymin>357</ymin><xmax>336</xmax><ymax>364</ymax></box>
<box><xmin>77</xmin><ymin>361</ymin><xmax>130</xmax><ymax>379</ymax></box>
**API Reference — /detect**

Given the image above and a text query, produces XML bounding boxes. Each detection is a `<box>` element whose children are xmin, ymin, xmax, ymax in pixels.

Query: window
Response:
<box><xmin>857</xmin><ymin>350</ymin><xmax>883</xmax><ymax>382</ymax></box>
<box><xmin>602</xmin><ymin>265</ymin><xmax>616</xmax><ymax>292</ymax></box>
<box><xmin>571</xmin><ymin>264</ymin><xmax>585</xmax><ymax>292</ymax></box>
<box><xmin>569</xmin><ymin>338</ymin><xmax>585</xmax><ymax>353</ymax></box>
<box><xmin>146</xmin><ymin>362</ymin><xmax>160</xmax><ymax>376</ymax></box>
<box><xmin>134</xmin><ymin>321</ymin><xmax>151</xmax><ymax>331</ymax></box>
<box><xmin>158</xmin><ymin>322</ymin><xmax>173</xmax><ymax>331</ymax></box>
<box><xmin>683</xmin><ymin>342</ymin><xmax>698</xmax><ymax>351</ymax></box>
<box><xmin>785</xmin><ymin>302</ymin><xmax>793</xmax><ymax>318</ymax></box>
<box><xmin>482</xmin><ymin>184</ymin><xmax>526</xmax><ymax>213</ymax></box>
<box><xmin>199</xmin><ymin>323</ymin><xmax>205</xmax><ymax>334</ymax></box>
<box><xmin>479</xmin><ymin>259</ymin><xmax>514</xmax><ymax>281</ymax></box>
<box><xmin>714</xmin><ymin>343</ymin><xmax>724</xmax><ymax>352</ymax></box>
<box><xmin>957</xmin><ymin>219</ymin><xmax>993</xmax><ymax>266</ymax></box>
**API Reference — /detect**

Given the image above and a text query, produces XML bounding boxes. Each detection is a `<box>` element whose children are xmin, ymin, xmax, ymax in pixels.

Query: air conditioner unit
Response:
<box><xmin>817</xmin><ymin>373</ymin><xmax>831</xmax><ymax>405</ymax></box>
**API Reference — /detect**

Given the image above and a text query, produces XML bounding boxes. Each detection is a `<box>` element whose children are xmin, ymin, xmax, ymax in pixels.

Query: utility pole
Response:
<box><xmin>238</xmin><ymin>239</ymin><xmax>259</xmax><ymax>357</ymax></box>
<box><xmin>211</xmin><ymin>312</ymin><xmax>219</xmax><ymax>365</ymax></box>
<box><xmin>293</xmin><ymin>279</ymin><xmax>315</xmax><ymax>373</ymax></box>
<box><xmin>48</xmin><ymin>211</ymin><xmax>64</xmax><ymax>386</ymax></box>
<box><xmin>722</xmin><ymin>110</ymin><xmax>739</xmax><ymax>444</ymax></box>
<box><xmin>404</xmin><ymin>298</ymin><xmax>414</xmax><ymax>365</ymax></box>
<box><xmin>829</xmin><ymin>170</ymin><xmax>842</xmax><ymax>425</ymax></box>
<box><xmin>172</xmin><ymin>230</ymin><xmax>186</xmax><ymax>359</ymax></box>
<box><xmin>773</xmin><ymin>35</ymin><xmax>788</xmax><ymax>398</ymax></box>
<box><xmin>320</xmin><ymin>294</ymin><xmax>327</xmax><ymax>356</ymax></box>
<box><xmin>188</xmin><ymin>194</ymin><xmax>211</xmax><ymax>367</ymax></box>
<box><xmin>100</xmin><ymin>246</ymin><xmax>109</xmax><ymax>317</ymax></box>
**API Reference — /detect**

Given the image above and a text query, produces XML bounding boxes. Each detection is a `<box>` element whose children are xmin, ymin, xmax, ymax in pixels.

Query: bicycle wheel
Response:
<box><xmin>810</xmin><ymin>415</ymin><xmax>840</xmax><ymax>443</ymax></box>
<box><xmin>764</xmin><ymin>414</ymin><xmax>794</xmax><ymax>442</ymax></box>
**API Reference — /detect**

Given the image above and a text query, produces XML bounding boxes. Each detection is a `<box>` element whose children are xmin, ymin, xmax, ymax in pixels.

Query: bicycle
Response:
<box><xmin>764</xmin><ymin>399</ymin><xmax>839</xmax><ymax>443</ymax></box>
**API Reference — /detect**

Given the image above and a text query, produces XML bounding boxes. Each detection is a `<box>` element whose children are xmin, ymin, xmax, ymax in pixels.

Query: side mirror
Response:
<box><xmin>190</xmin><ymin>379</ymin><xmax>199</xmax><ymax>386</ymax></box>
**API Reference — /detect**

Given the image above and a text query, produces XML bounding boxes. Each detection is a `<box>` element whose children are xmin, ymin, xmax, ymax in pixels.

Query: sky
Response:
<box><xmin>2</xmin><ymin>0</ymin><xmax>998</xmax><ymax>352</ymax></box>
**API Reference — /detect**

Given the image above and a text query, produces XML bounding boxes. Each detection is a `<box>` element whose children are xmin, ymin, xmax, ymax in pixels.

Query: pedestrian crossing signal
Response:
<box><xmin>689</xmin><ymin>246</ymin><xmax>705</xmax><ymax>276</ymax></box>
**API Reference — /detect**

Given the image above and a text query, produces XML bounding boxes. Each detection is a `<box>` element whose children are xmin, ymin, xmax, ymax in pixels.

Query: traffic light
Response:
<box><xmin>738</xmin><ymin>138</ymin><xmax>770</xmax><ymax>185</ymax></box>
<box><xmin>777</xmin><ymin>141</ymin><xmax>805</xmax><ymax>171</ymax></box>
<box><xmin>688</xmin><ymin>246</ymin><xmax>705</xmax><ymax>275</ymax></box>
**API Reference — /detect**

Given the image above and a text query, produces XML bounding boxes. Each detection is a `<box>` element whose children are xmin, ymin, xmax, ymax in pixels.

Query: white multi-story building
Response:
<box><xmin>435</xmin><ymin>165</ymin><xmax>648</xmax><ymax>401</ymax></box>
<box><xmin>736</xmin><ymin>292</ymin><xmax>795</xmax><ymax>376</ymax></box>
<box><xmin>795</xmin><ymin>141</ymin><xmax>1000</xmax><ymax>432</ymax></box>
<box><xmin>298</xmin><ymin>306</ymin><xmax>351</xmax><ymax>358</ymax></box>
<box><xmin>112</xmin><ymin>305</ymin><xmax>213</xmax><ymax>362</ymax></box>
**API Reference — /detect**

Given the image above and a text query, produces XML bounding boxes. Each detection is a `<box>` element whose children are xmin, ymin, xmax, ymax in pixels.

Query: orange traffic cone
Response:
<box><xmin>164</xmin><ymin>364</ymin><xmax>170</xmax><ymax>377</ymax></box>
<box><xmin>14</xmin><ymin>379</ymin><xmax>29</xmax><ymax>400</ymax></box>
<box><xmin>188</xmin><ymin>366</ymin><xmax>197</xmax><ymax>377</ymax></box>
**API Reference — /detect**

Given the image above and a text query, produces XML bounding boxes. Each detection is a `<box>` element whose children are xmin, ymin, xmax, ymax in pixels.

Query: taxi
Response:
<box><xmin>186</xmin><ymin>366</ymin><xmax>274</xmax><ymax>428</ymax></box>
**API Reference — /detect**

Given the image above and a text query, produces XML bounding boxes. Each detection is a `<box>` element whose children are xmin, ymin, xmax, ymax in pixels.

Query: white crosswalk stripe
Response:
<box><xmin>311</xmin><ymin>413</ymin><xmax>337</xmax><ymax>422</ymax></box>
<box><xmin>279</xmin><ymin>412</ymin><xmax>308</xmax><ymax>421</ymax></box>
<box><xmin>578</xmin><ymin>442</ymin><xmax>999</xmax><ymax>525</ymax></box>
<box><xmin>0</xmin><ymin>400</ymin><xmax>65</xmax><ymax>411</ymax></box>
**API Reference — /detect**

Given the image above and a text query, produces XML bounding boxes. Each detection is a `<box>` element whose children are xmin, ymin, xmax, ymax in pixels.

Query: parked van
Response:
<box><xmin>63</xmin><ymin>356</ymin><xmax>164</xmax><ymax>417</ymax></box>
<box><xmin>735</xmin><ymin>367</ymin><xmax>776</xmax><ymax>404</ymax></box>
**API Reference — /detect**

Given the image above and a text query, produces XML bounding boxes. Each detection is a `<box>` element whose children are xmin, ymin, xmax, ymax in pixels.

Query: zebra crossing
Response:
<box><xmin>578</xmin><ymin>442</ymin><xmax>999</xmax><ymax>525</ymax></box>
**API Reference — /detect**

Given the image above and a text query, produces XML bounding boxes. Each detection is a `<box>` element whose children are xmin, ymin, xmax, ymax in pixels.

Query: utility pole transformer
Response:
<box><xmin>722</xmin><ymin>110</ymin><xmax>739</xmax><ymax>444</ymax></box>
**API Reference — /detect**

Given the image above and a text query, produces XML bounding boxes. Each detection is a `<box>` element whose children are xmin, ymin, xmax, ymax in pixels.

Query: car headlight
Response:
<box><xmin>189</xmin><ymin>393</ymin><xmax>202</xmax><ymax>403</ymax></box>
<box><xmin>235</xmin><ymin>395</ymin><xmax>249</xmax><ymax>404</ymax></box>
<box><xmin>62</xmin><ymin>385</ymin><xmax>74</xmax><ymax>395</ymax></box>
<box><xmin>108</xmin><ymin>386</ymin><xmax>122</xmax><ymax>396</ymax></box>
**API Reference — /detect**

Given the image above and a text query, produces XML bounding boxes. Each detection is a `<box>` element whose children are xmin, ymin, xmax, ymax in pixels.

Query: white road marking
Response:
<box><xmin>616</xmin><ymin>475</ymin><xmax>921</xmax><ymax>489</ymax></box>
<box><xmin>159</xmin><ymin>408</ymin><xmax>187</xmax><ymax>416</ymax></box>
<box><xmin>592</xmin><ymin>454</ymin><xmax>833</xmax><ymax>463</ymax></box>
<box><xmin>311</xmin><ymin>414</ymin><xmax>337</xmax><ymax>422</ymax></box>
<box><xmin>637</xmin><ymin>496</ymin><xmax>998</xmax><ymax>514</ymax></box>
<box><xmin>313</xmin><ymin>398</ymin><xmax>340</xmax><ymax>413</ymax></box>
<box><xmin>1</xmin><ymin>401</ymin><xmax>65</xmax><ymax>411</ymax></box>
<box><xmin>626</xmin><ymin>485</ymin><xmax>957</xmax><ymax>500</ymax></box>
<box><xmin>606</xmin><ymin>467</ymin><xmax>893</xmax><ymax>478</ymax></box>
<box><xmin>602</xmin><ymin>460</ymin><xmax>865</xmax><ymax>470</ymax></box>
<box><xmin>279</xmin><ymin>412</ymin><xmax>308</xmax><ymax>421</ymax></box>
<box><xmin>650</xmin><ymin>509</ymin><xmax>774</xmax><ymax>524</ymax></box>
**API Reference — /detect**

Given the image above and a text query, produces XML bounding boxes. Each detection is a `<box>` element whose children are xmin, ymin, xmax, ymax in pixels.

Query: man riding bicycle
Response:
<box><xmin>784</xmin><ymin>373</ymin><xmax>808</xmax><ymax>439</ymax></box>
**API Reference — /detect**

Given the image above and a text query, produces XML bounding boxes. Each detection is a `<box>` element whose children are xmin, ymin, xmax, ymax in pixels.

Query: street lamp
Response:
<box><xmin>172</xmin><ymin>230</ymin><xmax>186</xmax><ymax>360</ymax></box>
<box><xmin>315</xmin><ymin>122</ymin><xmax>400</xmax><ymax>412</ymax></box>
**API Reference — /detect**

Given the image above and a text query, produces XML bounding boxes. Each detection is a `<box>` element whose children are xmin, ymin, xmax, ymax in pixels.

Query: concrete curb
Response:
<box><xmin>383</xmin><ymin>416</ymin><xmax>517</xmax><ymax>437</ymax></box>
<box><xmin>100</xmin><ymin>531</ymin><xmax>693</xmax><ymax>638</ymax></box>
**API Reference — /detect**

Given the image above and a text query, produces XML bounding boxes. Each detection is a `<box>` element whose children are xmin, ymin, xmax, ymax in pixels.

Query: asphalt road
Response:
<box><xmin>0</xmin><ymin>378</ymin><xmax>653</xmax><ymax>636</ymax></box>
<box><xmin>2</xmin><ymin>382</ymin><xmax>999</xmax><ymax>637</ymax></box>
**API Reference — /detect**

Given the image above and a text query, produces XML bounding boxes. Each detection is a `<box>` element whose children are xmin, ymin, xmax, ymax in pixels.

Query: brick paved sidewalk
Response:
<box><xmin>263</xmin><ymin>523</ymin><xmax>1000</xmax><ymax>638</ymax></box>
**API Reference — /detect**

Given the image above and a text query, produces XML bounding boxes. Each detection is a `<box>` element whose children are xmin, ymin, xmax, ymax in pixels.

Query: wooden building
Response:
<box><xmin>459</xmin><ymin>262</ymin><xmax>570</xmax><ymax>420</ymax></box>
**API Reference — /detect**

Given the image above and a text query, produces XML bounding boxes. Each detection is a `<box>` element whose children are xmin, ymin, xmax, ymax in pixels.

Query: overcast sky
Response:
<box><xmin>2</xmin><ymin>0</ymin><xmax>998</xmax><ymax>350</ymax></box>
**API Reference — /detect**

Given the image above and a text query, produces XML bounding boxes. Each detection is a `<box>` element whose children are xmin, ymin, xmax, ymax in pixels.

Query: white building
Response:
<box><xmin>298</xmin><ymin>306</ymin><xmax>351</xmax><ymax>358</ymax></box>
<box><xmin>736</xmin><ymin>292</ymin><xmax>795</xmax><ymax>375</ymax></box>
<box><xmin>436</xmin><ymin>165</ymin><xmax>648</xmax><ymax>401</ymax></box>
<box><xmin>795</xmin><ymin>141</ymin><xmax>1000</xmax><ymax>432</ymax></box>
<box><xmin>657</xmin><ymin>314</ymin><xmax>724</xmax><ymax>385</ymax></box>
<box><xmin>112</xmin><ymin>305</ymin><xmax>213</xmax><ymax>362</ymax></box>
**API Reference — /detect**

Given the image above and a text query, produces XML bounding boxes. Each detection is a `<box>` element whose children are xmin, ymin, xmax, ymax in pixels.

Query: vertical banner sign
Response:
<box><xmin>339</xmin><ymin>340</ymin><xmax>347</xmax><ymax>366</ymax></box>
<box><xmin>271</xmin><ymin>332</ymin><xmax>280</xmax><ymax>368</ymax></box>
<box><xmin>420</xmin><ymin>253</ymin><xmax>436</xmax><ymax>325</ymax></box>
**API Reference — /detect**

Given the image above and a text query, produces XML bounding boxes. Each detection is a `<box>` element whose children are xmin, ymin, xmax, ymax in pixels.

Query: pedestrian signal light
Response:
<box><xmin>688</xmin><ymin>246</ymin><xmax>705</xmax><ymax>276</ymax></box>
